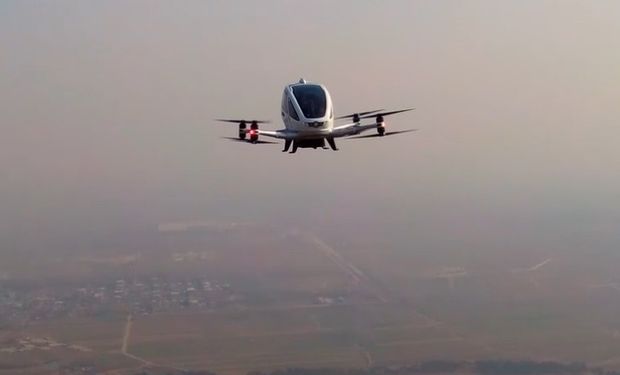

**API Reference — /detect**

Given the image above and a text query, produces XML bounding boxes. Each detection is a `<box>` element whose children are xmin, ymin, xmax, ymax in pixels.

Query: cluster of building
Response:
<box><xmin>0</xmin><ymin>276</ymin><xmax>238</xmax><ymax>324</ymax></box>
<box><xmin>314</xmin><ymin>295</ymin><xmax>346</xmax><ymax>305</ymax></box>
<box><xmin>0</xmin><ymin>336</ymin><xmax>90</xmax><ymax>353</ymax></box>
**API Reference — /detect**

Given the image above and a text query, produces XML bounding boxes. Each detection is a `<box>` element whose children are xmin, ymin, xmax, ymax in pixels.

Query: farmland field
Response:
<box><xmin>2</xmin><ymin>223</ymin><xmax>620</xmax><ymax>374</ymax></box>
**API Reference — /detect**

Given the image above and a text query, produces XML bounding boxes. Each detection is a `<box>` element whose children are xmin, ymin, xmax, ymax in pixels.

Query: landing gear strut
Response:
<box><xmin>326</xmin><ymin>137</ymin><xmax>338</xmax><ymax>151</ymax></box>
<box><xmin>283</xmin><ymin>139</ymin><xmax>292</xmax><ymax>152</ymax></box>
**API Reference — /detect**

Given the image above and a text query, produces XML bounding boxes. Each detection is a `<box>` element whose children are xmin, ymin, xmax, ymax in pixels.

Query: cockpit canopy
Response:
<box><xmin>291</xmin><ymin>84</ymin><xmax>327</xmax><ymax>119</ymax></box>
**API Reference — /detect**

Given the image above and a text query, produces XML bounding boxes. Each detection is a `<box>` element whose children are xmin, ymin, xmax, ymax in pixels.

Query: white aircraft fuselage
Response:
<box><xmin>279</xmin><ymin>79</ymin><xmax>334</xmax><ymax>139</ymax></box>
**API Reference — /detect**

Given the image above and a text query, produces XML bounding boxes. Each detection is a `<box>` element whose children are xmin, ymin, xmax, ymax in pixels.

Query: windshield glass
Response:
<box><xmin>291</xmin><ymin>85</ymin><xmax>327</xmax><ymax>118</ymax></box>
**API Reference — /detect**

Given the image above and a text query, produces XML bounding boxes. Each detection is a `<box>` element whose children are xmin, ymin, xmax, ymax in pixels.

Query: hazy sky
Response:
<box><xmin>1</xmin><ymin>1</ymin><xmax>619</xmax><ymax>255</ymax></box>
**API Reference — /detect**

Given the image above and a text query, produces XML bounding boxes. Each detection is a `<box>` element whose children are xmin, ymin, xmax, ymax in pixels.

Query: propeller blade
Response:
<box><xmin>215</xmin><ymin>119</ymin><xmax>271</xmax><ymax>124</ymax></box>
<box><xmin>336</xmin><ymin>109</ymin><xmax>384</xmax><ymax>120</ymax></box>
<box><xmin>360</xmin><ymin>108</ymin><xmax>415</xmax><ymax>119</ymax></box>
<box><xmin>252</xmin><ymin>140</ymin><xmax>278</xmax><ymax>144</ymax></box>
<box><xmin>347</xmin><ymin>129</ymin><xmax>417</xmax><ymax>140</ymax></box>
<box><xmin>221</xmin><ymin>137</ymin><xmax>277</xmax><ymax>144</ymax></box>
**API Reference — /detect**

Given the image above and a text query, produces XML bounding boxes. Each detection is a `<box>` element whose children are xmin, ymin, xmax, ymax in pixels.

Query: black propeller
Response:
<box><xmin>359</xmin><ymin>108</ymin><xmax>415</xmax><ymax>119</ymax></box>
<box><xmin>347</xmin><ymin>129</ymin><xmax>417</xmax><ymax>140</ymax></box>
<box><xmin>221</xmin><ymin>137</ymin><xmax>277</xmax><ymax>144</ymax></box>
<box><xmin>215</xmin><ymin>119</ymin><xmax>270</xmax><ymax>124</ymax></box>
<box><xmin>335</xmin><ymin>109</ymin><xmax>384</xmax><ymax>120</ymax></box>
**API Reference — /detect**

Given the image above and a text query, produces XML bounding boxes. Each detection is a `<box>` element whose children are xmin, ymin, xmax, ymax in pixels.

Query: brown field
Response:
<box><xmin>3</xmin><ymin>223</ymin><xmax>620</xmax><ymax>374</ymax></box>
<box><xmin>127</xmin><ymin>303</ymin><xmax>437</xmax><ymax>373</ymax></box>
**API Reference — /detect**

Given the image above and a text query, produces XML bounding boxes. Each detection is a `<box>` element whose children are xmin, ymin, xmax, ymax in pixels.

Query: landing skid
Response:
<box><xmin>282</xmin><ymin>139</ymin><xmax>292</xmax><ymax>153</ymax></box>
<box><xmin>326</xmin><ymin>137</ymin><xmax>338</xmax><ymax>151</ymax></box>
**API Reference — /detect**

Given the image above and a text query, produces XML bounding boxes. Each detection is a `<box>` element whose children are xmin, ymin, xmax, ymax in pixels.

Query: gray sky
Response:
<box><xmin>1</xmin><ymin>1</ymin><xmax>619</xmax><ymax>255</ymax></box>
